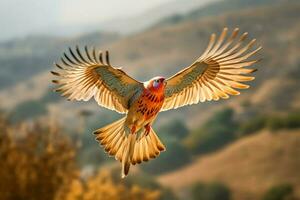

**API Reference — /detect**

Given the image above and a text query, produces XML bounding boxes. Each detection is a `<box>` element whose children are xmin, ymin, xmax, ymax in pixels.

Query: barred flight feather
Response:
<box><xmin>51</xmin><ymin>46</ymin><xmax>143</xmax><ymax>113</ymax></box>
<box><xmin>162</xmin><ymin>27</ymin><xmax>261</xmax><ymax>111</ymax></box>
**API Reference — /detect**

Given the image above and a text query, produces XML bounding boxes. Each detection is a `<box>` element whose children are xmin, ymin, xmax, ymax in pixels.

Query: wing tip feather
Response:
<box><xmin>251</xmin><ymin>68</ymin><xmax>258</xmax><ymax>73</ymax></box>
<box><xmin>50</xmin><ymin>71</ymin><xmax>60</xmax><ymax>76</ymax></box>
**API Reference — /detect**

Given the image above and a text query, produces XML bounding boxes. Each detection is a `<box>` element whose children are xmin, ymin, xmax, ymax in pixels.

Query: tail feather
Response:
<box><xmin>94</xmin><ymin>117</ymin><xmax>127</xmax><ymax>159</ymax></box>
<box><xmin>105</xmin><ymin>125</ymin><xmax>124</xmax><ymax>153</ymax></box>
<box><xmin>121</xmin><ymin>133</ymin><xmax>136</xmax><ymax>178</ymax></box>
<box><xmin>93</xmin><ymin>117</ymin><xmax>166</xmax><ymax>178</ymax></box>
<box><xmin>131</xmin><ymin>127</ymin><xmax>165</xmax><ymax>165</ymax></box>
<box><xmin>146</xmin><ymin>135</ymin><xmax>158</xmax><ymax>159</ymax></box>
<box><xmin>150</xmin><ymin>127</ymin><xmax>166</xmax><ymax>151</ymax></box>
<box><xmin>115</xmin><ymin>136</ymin><xmax>126</xmax><ymax>160</ymax></box>
<box><xmin>103</xmin><ymin>127</ymin><xmax>121</xmax><ymax>150</ymax></box>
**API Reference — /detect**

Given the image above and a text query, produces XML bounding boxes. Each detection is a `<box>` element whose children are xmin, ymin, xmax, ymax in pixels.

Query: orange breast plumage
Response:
<box><xmin>136</xmin><ymin>90</ymin><xmax>164</xmax><ymax>120</ymax></box>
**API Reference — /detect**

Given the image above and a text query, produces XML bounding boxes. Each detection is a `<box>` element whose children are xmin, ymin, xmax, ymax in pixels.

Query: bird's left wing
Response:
<box><xmin>51</xmin><ymin>46</ymin><xmax>143</xmax><ymax>114</ymax></box>
<box><xmin>162</xmin><ymin>28</ymin><xmax>261</xmax><ymax>111</ymax></box>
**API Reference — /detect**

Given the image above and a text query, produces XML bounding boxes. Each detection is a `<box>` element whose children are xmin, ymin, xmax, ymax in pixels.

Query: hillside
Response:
<box><xmin>0</xmin><ymin>0</ymin><xmax>299</xmax><ymax>129</ymax></box>
<box><xmin>1</xmin><ymin>2</ymin><xmax>299</xmax><ymax>200</ymax></box>
<box><xmin>0</xmin><ymin>32</ymin><xmax>119</xmax><ymax>90</ymax></box>
<box><xmin>153</xmin><ymin>0</ymin><xmax>290</xmax><ymax>28</ymax></box>
<box><xmin>98</xmin><ymin>0</ymin><xmax>216</xmax><ymax>34</ymax></box>
<box><xmin>158</xmin><ymin>129</ymin><xmax>300</xmax><ymax>200</ymax></box>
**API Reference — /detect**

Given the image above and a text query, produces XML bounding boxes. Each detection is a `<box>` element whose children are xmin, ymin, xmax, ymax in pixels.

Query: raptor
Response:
<box><xmin>51</xmin><ymin>28</ymin><xmax>261</xmax><ymax>178</ymax></box>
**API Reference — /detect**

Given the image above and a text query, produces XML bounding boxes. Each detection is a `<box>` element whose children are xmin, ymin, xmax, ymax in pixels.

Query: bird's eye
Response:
<box><xmin>153</xmin><ymin>80</ymin><xmax>159</xmax><ymax>88</ymax></box>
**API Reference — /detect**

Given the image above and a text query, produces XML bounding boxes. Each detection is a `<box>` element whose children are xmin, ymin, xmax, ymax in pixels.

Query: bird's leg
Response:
<box><xmin>131</xmin><ymin>125</ymin><xmax>136</xmax><ymax>134</ymax></box>
<box><xmin>124</xmin><ymin>124</ymin><xmax>136</xmax><ymax>135</ymax></box>
<box><xmin>144</xmin><ymin>124</ymin><xmax>151</xmax><ymax>136</ymax></box>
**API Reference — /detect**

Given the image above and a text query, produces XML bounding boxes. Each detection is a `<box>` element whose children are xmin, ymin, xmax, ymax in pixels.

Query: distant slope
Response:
<box><xmin>0</xmin><ymin>1</ymin><xmax>299</xmax><ymax>126</ymax></box>
<box><xmin>97</xmin><ymin>0</ymin><xmax>216</xmax><ymax>35</ymax></box>
<box><xmin>158</xmin><ymin>129</ymin><xmax>300</xmax><ymax>200</ymax></box>
<box><xmin>152</xmin><ymin>0</ymin><xmax>296</xmax><ymax>28</ymax></box>
<box><xmin>0</xmin><ymin>32</ymin><xmax>119</xmax><ymax>90</ymax></box>
<box><xmin>106</xmin><ymin>1</ymin><xmax>300</xmax><ymax>126</ymax></box>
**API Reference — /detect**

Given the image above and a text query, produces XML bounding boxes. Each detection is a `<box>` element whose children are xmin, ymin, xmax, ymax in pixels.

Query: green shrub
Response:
<box><xmin>9</xmin><ymin>100</ymin><xmax>47</xmax><ymax>123</ymax></box>
<box><xmin>239</xmin><ymin>116</ymin><xmax>267</xmax><ymax>136</ymax></box>
<box><xmin>158</xmin><ymin>119</ymin><xmax>189</xmax><ymax>140</ymax></box>
<box><xmin>187</xmin><ymin>124</ymin><xmax>235</xmax><ymax>154</ymax></box>
<box><xmin>191</xmin><ymin>182</ymin><xmax>231</xmax><ymax>200</ymax></box>
<box><xmin>262</xmin><ymin>184</ymin><xmax>293</xmax><ymax>200</ymax></box>
<box><xmin>266</xmin><ymin>111</ymin><xmax>300</xmax><ymax>131</ymax></box>
<box><xmin>239</xmin><ymin>111</ymin><xmax>300</xmax><ymax>135</ymax></box>
<box><xmin>110</xmin><ymin>170</ymin><xmax>179</xmax><ymax>200</ymax></box>
<box><xmin>143</xmin><ymin>139</ymin><xmax>191</xmax><ymax>174</ymax></box>
<box><xmin>285</xmin><ymin>111</ymin><xmax>300</xmax><ymax>128</ymax></box>
<box><xmin>185</xmin><ymin>108</ymin><xmax>237</xmax><ymax>154</ymax></box>
<box><xmin>266</xmin><ymin>117</ymin><xmax>286</xmax><ymax>131</ymax></box>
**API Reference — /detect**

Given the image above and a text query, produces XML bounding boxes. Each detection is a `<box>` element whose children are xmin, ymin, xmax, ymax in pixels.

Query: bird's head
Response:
<box><xmin>145</xmin><ymin>76</ymin><xmax>166</xmax><ymax>92</ymax></box>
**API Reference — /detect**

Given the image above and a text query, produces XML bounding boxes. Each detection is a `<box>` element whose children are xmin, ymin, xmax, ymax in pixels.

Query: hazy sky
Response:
<box><xmin>61</xmin><ymin>0</ymin><xmax>172</xmax><ymax>25</ymax></box>
<box><xmin>0</xmin><ymin>0</ymin><xmax>172</xmax><ymax>41</ymax></box>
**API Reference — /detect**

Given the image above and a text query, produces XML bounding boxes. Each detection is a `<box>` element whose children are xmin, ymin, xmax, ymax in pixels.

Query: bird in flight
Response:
<box><xmin>51</xmin><ymin>28</ymin><xmax>261</xmax><ymax>178</ymax></box>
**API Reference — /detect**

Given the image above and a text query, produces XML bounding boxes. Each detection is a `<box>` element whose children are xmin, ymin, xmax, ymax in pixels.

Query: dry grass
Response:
<box><xmin>158</xmin><ymin>129</ymin><xmax>300</xmax><ymax>200</ymax></box>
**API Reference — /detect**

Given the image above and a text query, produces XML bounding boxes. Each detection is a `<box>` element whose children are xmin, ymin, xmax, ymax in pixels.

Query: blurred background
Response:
<box><xmin>0</xmin><ymin>0</ymin><xmax>299</xmax><ymax>199</ymax></box>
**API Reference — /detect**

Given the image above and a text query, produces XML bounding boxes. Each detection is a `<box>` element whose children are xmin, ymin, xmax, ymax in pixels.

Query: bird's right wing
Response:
<box><xmin>51</xmin><ymin>46</ymin><xmax>143</xmax><ymax>114</ymax></box>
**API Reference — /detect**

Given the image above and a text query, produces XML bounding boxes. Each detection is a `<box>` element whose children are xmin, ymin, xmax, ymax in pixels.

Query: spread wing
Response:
<box><xmin>162</xmin><ymin>27</ymin><xmax>261</xmax><ymax>111</ymax></box>
<box><xmin>51</xmin><ymin>46</ymin><xmax>143</xmax><ymax>114</ymax></box>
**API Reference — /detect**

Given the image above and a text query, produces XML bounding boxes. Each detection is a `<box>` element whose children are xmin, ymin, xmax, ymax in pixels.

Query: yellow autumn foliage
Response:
<box><xmin>0</xmin><ymin>114</ymin><xmax>161</xmax><ymax>200</ymax></box>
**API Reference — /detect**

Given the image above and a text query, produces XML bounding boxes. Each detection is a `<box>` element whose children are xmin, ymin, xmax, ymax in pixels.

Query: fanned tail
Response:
<box><xmin>93</xmin><ymin>118</ymin><xmax>166</xmax><ymax>178</ymax></box>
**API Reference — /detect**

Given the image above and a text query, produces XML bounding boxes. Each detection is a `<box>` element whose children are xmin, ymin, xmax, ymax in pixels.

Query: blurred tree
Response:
<box><xmin>81</xmin><ymin>170</ymin><xmax>161</xmax><ymax>200</ymax></box>
<box><xmin>185</xmin><ymin>108</ymin><xmax>237</xmax><ymax>155</ymax></box>
<box><xmin>238</xmin><ymin>115</ymin><xmax>267</xmax><ymax>136</ymax></box>
<box><xmin>158</xmin><ymin>119</ymin><xmax>189</xmax><ymax>140</ymax></box>
<box><xmin>190</xmin><ymin>182</ymin><xmax>231</xmax><ymax>200</ymax></box>
<box><xmin>0</xmin><ymin>119</ymin><xmax>78</xmax><ymax>200</ymax></box>
<box><xmin>238</xmin><ymin>110</ymin><xmax>300</xmax><ymax>136</ymax></box>
<box><xmin>143</xmin><ymin>139</ymin><xmax>191</xmax><ymax>174</ymax></box>
<box><xmin>110</xmin><ymin>168</ymin><xmax>178</xmax><ymax>200</ymax></box>
<box><xmin>267</xmin><ymin>111</ymin><xmax>300</xmax><ymax>131</ymax></box>
<box><xmin>262</xmin><ymin>184</ymin><xmax>294</xmax><ymax>200</ymax></box>
<box><xmin>9</xmin><ymin>100</ymin><xmax>47</xmax><ymax>123</ymax></box>
<box><xmin>266</xmin><ymin>116</ymin><xmax>286</xmax><ymax>131</ymax></box>
<box><xmin>0</xmin><ymin>113</ymin><xmax>166</xmax><ymax>200</ymax></box>
<box><xmin>284</xmin><ymin>111</ymin><xmax>300</xmax><ymax>129</ymax></box>
<box><xmin>55</xmin><ymin>179</ymin><xmax>83</xmax><ymax>200</ymax></box>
